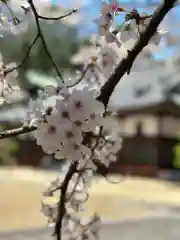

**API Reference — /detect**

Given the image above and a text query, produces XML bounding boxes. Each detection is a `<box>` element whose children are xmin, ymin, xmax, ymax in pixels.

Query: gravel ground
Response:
<box><xmin>1</xmin><ymin>216</ymin><xmax>180</xmax><ymax>240</ymax></box>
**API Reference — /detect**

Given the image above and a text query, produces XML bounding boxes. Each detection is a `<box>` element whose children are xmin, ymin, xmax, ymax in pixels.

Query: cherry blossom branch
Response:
<box><xmin>0</xmin><ymin>125</ymin><xmax>37</xmax><ymax>139</ymax></box>
<box><xmin>5</xmin><ymin>34</ymin><xmax>40</xmax><ymax>74</ymax></box>
<box><xmin>97</xmin><ymin>0</ymin><xmax>177</xmax><ymax>107</ymax></box>
<box><xmin>3</xmin><ymin>1</ymin><xmax>77</xmax><ymax>77</ymax></box>
<box><xmin>67</xmin><ymin>65</ymin><xmax>89</xmax><ymax>88</ymax></box>
<box><xmin>54</xmin><ymin>161</ymin><xmax>78</xmax><ymax>240</ymax></box>
<box><xmin>28</xmin><ymin>0</ymin><xmax>64</xmax><ymax>82</ymax></box>
<box><xmin>54</xmin><ymin>125</ymin><xmax>104</xmax><ymax>240</ymax></box>
<box><xmin>38</xmin><ymin>9</ymin><xmax>78</xmax><ymax>21</ymax></box>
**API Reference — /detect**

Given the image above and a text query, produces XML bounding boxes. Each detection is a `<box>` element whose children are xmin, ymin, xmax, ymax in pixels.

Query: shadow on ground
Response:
<box><xmin>1</xmin><ymin>217</ymin><xmax>180</xmax><ymax>240</ymax></box>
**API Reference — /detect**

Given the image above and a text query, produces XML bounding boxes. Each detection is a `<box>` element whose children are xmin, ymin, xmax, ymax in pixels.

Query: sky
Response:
<box><xmin>49</xmin><ymin>0</ymin><xmax>180</xmax><ymax>60</ymax></box>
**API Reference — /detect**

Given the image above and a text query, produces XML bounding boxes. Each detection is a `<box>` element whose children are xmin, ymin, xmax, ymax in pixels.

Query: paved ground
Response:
<box><xmin>2</xmin><ymin>167</ymin><xmax>180</xmax><ymax>238</ymax></box>
<box><xmin>2</xmin><ymin>167</ymin><xmax>180</xmax><ymax>206</ymax></box>
<box><xmin>1</xmin><ymin>216</ymin><xmax>180</xmax><ymax>240</ymax></box>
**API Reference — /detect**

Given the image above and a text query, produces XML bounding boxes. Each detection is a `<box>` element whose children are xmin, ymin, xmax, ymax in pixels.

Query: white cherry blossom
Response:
<box><xmin>41</xmin><ymin>201</ymin><xmax>58</xmax><ymax>223</ymax></box>
<box><xmin>57</xmin><ymin>142</ymin><xmax>91</xmax><ymax>161</ymax></box>
<box><xmin>54</xmin><ymin>100</ymin><xmax>70</xmax><ymax>123</ymax></box>
<box><xmin>120</xmin><ymin>17</ymin><xmax>167</xmax><ymax>50</ymax></box>
<box><xmin>36</xmin><ymin>121</ymin><xmax>62</xmax><ymax>154</ymax></box>
<box><xmin>84</xmin><ymin>112</ymin><xmax>104</xmax><ymax>132</ymax></box>
<box><xmin>99</xmin><ymin>149</ymin><xmax>116</xmax><ymax>167</ymax></box>
<box><xmin>60</xmin><ymin>122</ymin><xmax>83</xmax><ymax>144</ymax></box>
<box><xmin>84</xmin><ymin>59</ymin><xmax>105</xmax><ymax>86</ymax></box>
<box><xmin>99</xmin><ymin>46</ymin><xmax>118</xmax><ymax>76</ymax></box>
<box><xmin>85</xmin><ymin>66</ymin><xmax>102</xmax><ymax>85</ymax></box>
<box><xmin>43</xmin><ymin>177</ymin><xmax>62</xmax><ymax>197</ymax></box>
<box><xmin>67</xmin><ymin>88</ymin><xmax>99</xmax><ymax>121</ymax></box>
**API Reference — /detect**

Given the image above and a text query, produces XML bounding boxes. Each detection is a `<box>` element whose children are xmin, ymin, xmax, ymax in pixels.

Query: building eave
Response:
<box><xmin>114</xmin><ymin>100</ymin><xmax>180</xmax><ymax>117</ymax></box>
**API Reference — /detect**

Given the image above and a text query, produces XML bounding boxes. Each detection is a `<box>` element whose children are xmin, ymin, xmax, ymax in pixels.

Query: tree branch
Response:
<box><xmin>0</xmin><ymin>125</ymin><xmax>37</xmax><ymax>139</ymax></box>
<box><xmin>97</xmin><ymin>0</ymin><xmax>177</xmax><ymax>107</ymax></box>
<box><xmin>5</xmin><ymin>34</ymin><xmax>40</xmax><ymax>74</ymax></box>
<box><xmin>54</xmin><ymin>161</ymin><xmax>78</xmax><ymax>240</ymax></box>
<box><xmin>67</xmin><ymin>65</ymin><xmax>89</xmax><ymax>88</ymax></box>
<box><xmin>38</xmin><ymin>9</ymin><xmax>78</xmax><ymax>21</ymax></box>
<box><xmin>28</xmin><ymin>0</ymin><xmax>64</xmax><ymax>82</ymax></box>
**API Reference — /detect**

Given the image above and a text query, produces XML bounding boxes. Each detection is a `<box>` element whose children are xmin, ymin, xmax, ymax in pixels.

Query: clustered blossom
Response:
<box><xmin>33</xmin><ymin>83</ymin><xmax>122</xmax><ymax>238</ymax></box>
<box><xmin>83</xmin><ymin>46</ymin><xmax>119</xmax><ymax>84</ymax></box>
<box><xmin>119</xmin><ymin>10</ymin><xmax>168</xmax><ymax>49</ymax></box>
<box><xmin>82</xmin><ymin>1</ymin><xmax>168</xmax><ymax>84</ymax></box>
<box><xmin>94</xmin><ymin>2</ymin><xmax>167</xmax><ymax>48</ymax></box>
<box><xmin>28</xmin><ymin>83</ymin><xmax>122</xmax><ymax>170</ymax></box>
<box><xmin>39</xmin><ymin>90</ymin><xmax>122</xmax><ymax>238</ymax></box>
<box><xmin>41</xmin><ymin>168</ymin><xmax>101</xmax><ymax>239</ymax></box>
<box><xmin>35</xmin><ymin>86</ymin><xmax>105</xmax><ymax>163</ymax></box>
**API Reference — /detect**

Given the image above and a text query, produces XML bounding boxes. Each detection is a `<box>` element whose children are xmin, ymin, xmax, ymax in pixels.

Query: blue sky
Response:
<box><xmin>50</xmin><ymin>0</ymin><xmax>180</xmax><ymax>60</ymax></box>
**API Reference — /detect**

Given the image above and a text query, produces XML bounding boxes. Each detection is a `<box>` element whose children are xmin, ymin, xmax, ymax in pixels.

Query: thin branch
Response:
<box><xmin>28</xmin><ymin>0</ymin><xmax>64</xmax><ymax>83</ymax></box>
<box><xmin>67</xmin><ymin>66</ymin><xmax>89</xmax><ymax>88</ymax></box>
<box><xmin>5</xmin><ymin>34</ymin><xmax>40</xmax><ymax>74</ymax></box>
<box><xmin>54</xmin><ymin>161</ymin><xmax>78</xmax><ymax>240</ymax></box>
<box><xmin>0</xmin><ymin>125</ymin><xmax>37</xmax><ymax>139</ymax></box>
<box><xmin>38</xmin><ymin>9</ymin><xmax>78</xmax><ymax>21</ymax></box>
<box><xmin>97</xmin><ymin>0</ymin><xmax>177</xmax><ymax>107</ymax></box>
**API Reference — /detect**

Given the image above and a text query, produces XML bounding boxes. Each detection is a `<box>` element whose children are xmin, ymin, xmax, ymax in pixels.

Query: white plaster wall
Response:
<box><xmin>108</xmin><ymin>115</ymin><xmax>159</xmax><ymax>136</ymax></box>
<box><xmin>107</xmin><ymin>114</ymin><xmax>180</xmax><ymax>137</ymax></box>
<box><xmin>161</xmin><ymin>117</ymin><xmax>180</xmax><ymax>137</ymax></box>
<box><xmin>123</xmin><ymin>115</ymin><xmax>159</xmax><ymax>136</ymax></box>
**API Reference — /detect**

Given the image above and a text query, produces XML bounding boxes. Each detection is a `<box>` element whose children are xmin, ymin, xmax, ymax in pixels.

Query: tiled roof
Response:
<box><xmin>108</xmin><ymin>63</ymin><xmax>180</xmax><ymax>111</ymax></box>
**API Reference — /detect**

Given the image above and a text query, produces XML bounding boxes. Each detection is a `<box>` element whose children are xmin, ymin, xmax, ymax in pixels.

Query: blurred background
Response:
<box><xmin>1</xmin><ymin>0</ymin><xmax>180</xmax><ymax>239</ymax></box>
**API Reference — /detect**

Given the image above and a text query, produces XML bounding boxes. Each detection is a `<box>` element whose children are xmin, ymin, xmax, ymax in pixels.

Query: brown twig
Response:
<box><xmin>38</xmin><ymin>9</ymin><xmax>78</xmax><ymax>21</ymax></box>
<box><xmin>5</xmin><ymin>34</ymin><xmax>40</xmax><ymax>74</ymax></box>
<box><xmin>4</xmin><ymin>3</ymin><xmax>77</xmax><ymax>76</ymax></box>
<box><xmin>67</xmin><ymin>65</ymin><xmax>89</xmax><ymax>88</ymax></box>
<box><xmin>28</xmin><ymin>0</ymin><xmax>64</xmax><ymax>82</ymax></box>
<box><xmin>0</xmin><ymin>125</ymin><xmax>37</xmax><ymax>139</ymax></box>
<box><xmin>54</xmin><ymin>161</ymin><xmax>78</xmax><ymax>240</ymax></box>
